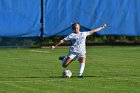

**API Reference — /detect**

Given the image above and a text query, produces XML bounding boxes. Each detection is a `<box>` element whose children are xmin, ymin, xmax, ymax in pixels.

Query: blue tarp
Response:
<box><xmin>0</xmin><ymin>0</ymin><xmax>140</xmax><ymax>37</ymax></box>
<box><xmin>44</xmin><ymin>0</ymin><xmax>140</xmax><ymax>36</ymax></box>
<box><xmin>0</xmin><ymin>0</ymin><xmax>41</xmax><ymax>37</ymax></box>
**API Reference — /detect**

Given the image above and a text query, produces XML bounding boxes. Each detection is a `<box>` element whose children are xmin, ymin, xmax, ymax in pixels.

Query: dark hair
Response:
<box><xmin>71</xmin><ymin>22</ymin><xmax>80</xmax><ymax>30</ymax></box>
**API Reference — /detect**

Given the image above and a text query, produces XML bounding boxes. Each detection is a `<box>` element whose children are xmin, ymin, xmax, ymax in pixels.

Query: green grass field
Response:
<box><xmin>0</xmin><ymin>46</ymin><xmax>140</xmax><ymax>93</ymax></box>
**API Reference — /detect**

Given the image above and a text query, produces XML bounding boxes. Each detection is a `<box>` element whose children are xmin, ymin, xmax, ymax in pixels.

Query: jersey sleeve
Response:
<box><xmin>64</xmin><ymin>33</ymin><xmax>73</xmax><ymax>41</ymax></box>
<box><xmin>83</xmin><ymin>31</ymin><xmax>91</xmax><ymax>36</ymax></box>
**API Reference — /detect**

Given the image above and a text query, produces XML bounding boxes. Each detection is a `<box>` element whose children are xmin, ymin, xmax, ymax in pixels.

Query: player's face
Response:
<box><xmin>74</xmin><ymin>24</ymin><xmax>80</xmax><ymax>34</ymax></box>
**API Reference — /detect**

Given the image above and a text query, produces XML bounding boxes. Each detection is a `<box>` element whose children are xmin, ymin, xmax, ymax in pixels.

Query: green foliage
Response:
<box><xmin>0</xmin><ymin>36</ymin><xmax>139</xmax><ymax>48</ymax></box>
<box><xmin>44</xmin><ymin>36</ymin><xmax>140</xmax><ymax>43</ymax></box>
<box><xmin>0</xmin><ymin>37</ymin><xmax>41</xmax><ymax>48</ymax></box>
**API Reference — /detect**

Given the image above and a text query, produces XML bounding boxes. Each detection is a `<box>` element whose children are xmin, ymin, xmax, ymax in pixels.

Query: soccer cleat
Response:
<box><xmin>58</xmin><ymin>56</ymin><xmax>66</xmax><ymax>60</ymax></box>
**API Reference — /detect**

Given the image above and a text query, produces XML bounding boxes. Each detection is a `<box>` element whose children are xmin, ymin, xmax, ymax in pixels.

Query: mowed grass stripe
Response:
<box><xmin>0</xmin><ymin>46</ymin><xmax>139</xmax><ymax>93</ymax></box>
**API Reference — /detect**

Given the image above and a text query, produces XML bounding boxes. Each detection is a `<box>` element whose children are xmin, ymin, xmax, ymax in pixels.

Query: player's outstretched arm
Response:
<box><xmin>51</xmin><ymin>39</ymin><xmax>64</xmax><ymax>49</ymax></box>
<box><xmin>88</xmin><ymin>24</ymin><xmax>106</xmax><ymax>35</ymax></box>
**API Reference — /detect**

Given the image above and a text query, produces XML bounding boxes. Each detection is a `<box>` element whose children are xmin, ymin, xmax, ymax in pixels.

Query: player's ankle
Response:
<box><xmin>78</xmin><ymin>73</ymin><xmax>82</xmax><ymax>76</ymax></box>
<box><xmin>59</xmin><ymin>56</ymin><xmax>67</xmax><ymax>60</ymax></box>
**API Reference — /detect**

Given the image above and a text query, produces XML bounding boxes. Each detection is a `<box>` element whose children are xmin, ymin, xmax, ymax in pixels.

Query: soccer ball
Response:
<box><xmin>62</xmin><ymin>70</ymin><xmax>72</xmax><ymax>78</ymax></box>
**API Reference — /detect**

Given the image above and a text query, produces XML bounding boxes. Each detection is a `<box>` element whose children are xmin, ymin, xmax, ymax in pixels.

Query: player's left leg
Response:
<box><xmin>78</xmin><ymin>56</ymin><xmax>86</xmax><ymax>77</ymax></box>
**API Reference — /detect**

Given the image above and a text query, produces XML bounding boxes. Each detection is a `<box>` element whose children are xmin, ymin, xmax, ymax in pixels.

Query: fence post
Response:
<box><xmin>40</xmin><ymin>0</ymin><xmax>44</xmax><ymax>45</ymax></box>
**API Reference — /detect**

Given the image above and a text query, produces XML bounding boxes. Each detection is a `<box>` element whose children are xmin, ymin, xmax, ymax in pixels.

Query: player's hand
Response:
<box><xmin>51</xmin><ymin>46</ymin><xmax>55</xmax><ymax>49</ymax></box>
<box><xmin>102</xmin><ymin>24</ymin><xmax>107</xmax><ymax>28</ymax></box>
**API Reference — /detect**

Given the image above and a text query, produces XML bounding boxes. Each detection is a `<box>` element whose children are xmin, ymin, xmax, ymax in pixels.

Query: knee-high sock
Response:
<box><xmin>78</xmin><ymin>63</ymin><xmax>85</xmax><ymax>76</ymax></box>
<box><xmin>61</xmin><ymin>57</ymin><xmax>67</xmax><ymax>65</ymax></box>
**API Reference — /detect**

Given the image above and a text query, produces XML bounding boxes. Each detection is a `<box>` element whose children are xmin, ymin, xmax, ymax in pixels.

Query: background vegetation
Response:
<box><xmin>0</xmin><ymin>36</ymin><xmax>140</xmax><ymax>48</ymax></box>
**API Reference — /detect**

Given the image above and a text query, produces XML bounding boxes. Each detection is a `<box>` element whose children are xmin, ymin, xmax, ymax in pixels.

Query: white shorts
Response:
<box><xmin>67</xmin><ymin>52</ymin><xmax>86</xmax><ymax>60</ymax></box>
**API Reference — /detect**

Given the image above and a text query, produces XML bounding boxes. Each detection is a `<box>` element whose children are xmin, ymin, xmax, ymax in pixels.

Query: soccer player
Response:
<box><xmin>51</xmin><ymin>22</ymin><xmax>106</xmax><ymax>77</ymax></box>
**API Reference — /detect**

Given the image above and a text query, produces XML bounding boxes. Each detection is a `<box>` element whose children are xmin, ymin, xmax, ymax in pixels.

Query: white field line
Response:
<box><xmin>0</xmin><ymin>80</ymin><xmax>52</xmax><ymax>83</ymax></box>
<box><xmin>0</xmin><ymin>57</ymin><xmax>20</xmax><ymax>59</ymax></box>
<box><xmin>30</xmin><ymin>50</ymin><xmax>50</xmax><ymax>54</ymax></box>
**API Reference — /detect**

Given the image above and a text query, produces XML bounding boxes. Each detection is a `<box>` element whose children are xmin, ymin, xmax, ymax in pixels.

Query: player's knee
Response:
<box><xmin>78</xmin><ymin>57</ymin><xmax>86</xmax><ymax>63</ymax></box>
<box><xmin>79</xmin><ymin>57</ymin><xmax>85</xmax><ymax>60</ymax></box>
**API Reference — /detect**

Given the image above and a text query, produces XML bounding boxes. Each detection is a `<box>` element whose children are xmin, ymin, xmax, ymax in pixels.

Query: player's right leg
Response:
<box><xmin>60</xmin><ymin>52</ymin><xmax>77</xmax><ymax>68</ymax></box>
<box><xmin>62</xmin><ymin>57</ymin><xmax>73</xmax><ymax>68</ymax></box>
<box><xmin>59</xmin><ymin>56</ymin><xmax>66</xmax><ymax>60</ymax></box>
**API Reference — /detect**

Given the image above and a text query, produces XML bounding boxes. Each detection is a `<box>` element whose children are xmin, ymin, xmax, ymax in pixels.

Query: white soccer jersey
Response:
<box><xmin>64</xmin><ymin>32</ymin><xmax>90</xmax><ymax>53</ymax></box>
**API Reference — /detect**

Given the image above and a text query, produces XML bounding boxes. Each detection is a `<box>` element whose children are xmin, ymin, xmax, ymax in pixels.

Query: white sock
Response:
<box><xmin>78</xmin><ymin>63</ymin><xmax>85</xmax><ymax>76</ymax></box>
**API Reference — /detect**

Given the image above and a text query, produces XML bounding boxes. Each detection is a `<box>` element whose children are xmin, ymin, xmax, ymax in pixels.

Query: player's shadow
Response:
<box><xmin>49</xmin><ymin>75</ymin><xmax>100</xmax><ymax>78</ymax></box>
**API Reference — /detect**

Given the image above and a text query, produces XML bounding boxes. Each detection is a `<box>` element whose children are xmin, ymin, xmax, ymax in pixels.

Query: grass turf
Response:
<box><xmin>0</xmin><ymin>46</ymin><xmax>139</xmax><ymax>93</ymax></box>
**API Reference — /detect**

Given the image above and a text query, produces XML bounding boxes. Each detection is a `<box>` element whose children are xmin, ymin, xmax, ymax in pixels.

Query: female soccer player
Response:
<box><xmin>51</xmin><ymin>23</ymin><xmax>106</xmax><ymax>77</ymax></box>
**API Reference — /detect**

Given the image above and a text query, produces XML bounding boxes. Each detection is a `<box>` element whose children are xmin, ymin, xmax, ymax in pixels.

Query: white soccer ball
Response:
<box><xmin>62</xmin><ymin>70</ymin><xmax>72</xmax><ymax>78</ymax></box>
